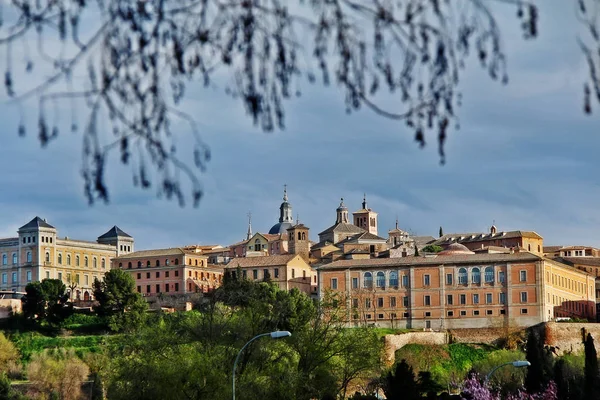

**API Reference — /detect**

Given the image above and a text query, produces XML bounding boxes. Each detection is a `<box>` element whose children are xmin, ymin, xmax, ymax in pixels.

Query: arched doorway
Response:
<box><xmin>83</xmin><ymin>291</ymin><xmax>90</xmax><ymax>301</ymax></box>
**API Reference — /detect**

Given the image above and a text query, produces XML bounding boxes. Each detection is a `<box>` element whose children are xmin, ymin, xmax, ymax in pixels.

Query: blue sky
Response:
<box><xmin>0</xmin><ymin>1</ymin><xmax>598</xmax><ymax>249</ymax></box>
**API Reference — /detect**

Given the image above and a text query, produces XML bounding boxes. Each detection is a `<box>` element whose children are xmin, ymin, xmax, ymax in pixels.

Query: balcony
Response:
<box><xmin>44</xmin><ymin>261</ymin><xmax>52</xmax><ymax>266</ymax></box>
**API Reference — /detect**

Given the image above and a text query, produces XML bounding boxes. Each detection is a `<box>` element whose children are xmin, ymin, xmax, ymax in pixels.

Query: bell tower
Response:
<box><xmin>287</xmin><ymin>218</ymin><xmax>310</xmax><ymax>260</ymax></box>
<box><xmin>352</xmin><ymin>194</ymin><xmax>378</xmax><ymax>235</ymax></box>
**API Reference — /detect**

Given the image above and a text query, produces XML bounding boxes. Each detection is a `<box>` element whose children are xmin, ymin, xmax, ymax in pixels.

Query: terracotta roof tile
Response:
<box><xmin>225</xmin><ymin>254</ymin><xmax>299</xmax><ymax>268</ymax></box>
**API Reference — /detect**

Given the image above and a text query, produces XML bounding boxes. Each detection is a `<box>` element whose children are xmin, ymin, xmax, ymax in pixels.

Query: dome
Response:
<box><xmin>268</xmin><ymin>222</ymin><xmax>293</xmax><ymax>235</ymax></box>
<box><xmin>438</xmin><ymin>243</ymin><xmax>475</xmax><ymax>255</ymax></box>
<box><xmin>336</xmin><ymin>199</ymin><xmax>348</xmax><ymax>212</ymax></box>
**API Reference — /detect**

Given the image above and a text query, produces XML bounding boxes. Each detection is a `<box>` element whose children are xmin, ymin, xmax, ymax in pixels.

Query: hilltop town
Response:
<box><xmin>2</xmin><ymin>187</ymin><xmax>598</xmax><ymax>332</ymax></box>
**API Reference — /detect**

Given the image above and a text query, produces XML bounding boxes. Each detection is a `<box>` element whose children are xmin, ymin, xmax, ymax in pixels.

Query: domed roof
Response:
<box><xmin>336</xmin><ymin>198</ymin><xmax>348</xmax><ymax>211</ymax></box>
<box><xmin>438</xmin><ymin>243</ymin><xmax>475</xmax><ymax>255</ymax></box>
<box><xmin>268</xmin><ymin>222</ymin><xmax>293</xmax><ymax>235</ymax></box>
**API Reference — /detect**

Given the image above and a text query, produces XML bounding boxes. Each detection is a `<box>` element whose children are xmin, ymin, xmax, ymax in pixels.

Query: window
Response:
<box><xmin>165</xmin><ymin>284</ymin><xmax>169</xmax><ymax>293</ymax></box>
<box><xmin>424</xmin><ymin>295</ymin><xmax>431</xmax><ymax>306</ymax></box>
<box><xmin>377</xmin><ymin>297</ymin><xmax>384</xmax><ymax>307</ymax></box>
<box><xmin>58</xmin><ymin>272</ymin><xmax>62</xmax><ymax>281</ymax></box>
<box><xmin>486</xmin><ymin>293</ymin><xmax>492</xmax><ymax>304</ymax></box>
<box><xmin>403</xmin><ymin>312</ymin><xmax>410</xmax><ymax>318</ymax></box>
<box><xmin>127</xmin><ymin>262</ymin><xmax>132</xmax><ymax>269</ymax></box>
<box><xmin>45</xmin><ymin>252</ymin><xmax>50</xmax><ymax>263</ymax></box>
<box><xmin>460</xmin><ymin>310</ymin><xmax>467</xmax><ymax>316</ymax></box>
<box><xmin>67</xmin><ymin>254</ymin><xmax>71</xmax><ymax>265</ymax></box>
<box><xmin>242</xmin><ymin>270</ymin><xmax>247</xmax><ymax>279</ymax></box>
<box><xmin>473</xmin><ymin>310</ymin><xmax>480</xmax><ymax>316</ymax></box>
<box><xmin>137</xmin><ymin>273</ymin><xmax>142</xmax><ymax>279</ymax></box>
<box><xmin>365</xmin><ymin>298</ymin><xmax>371</xmax><ymax>309</ymax></box>
<box><xmin>292</xmin><ymin>269</ymin><xmax>295</xmax><ymax>278</ymax></box>
<box><xmin>376</xmin><ymin>272</ymin><xmax>385</xmax><ymax>287</ymax></box>
<box><xmin>424</xmin><ymin>274</ymin><xmax>430</xmax><ymax>286</ymax></box>
<box><xmin>472</xmin><ymin>268</ymin><xmax>481</xmax><ymax>284</ymax></box>
<box><xmin>85</xmin><ymin>257</ymin><xmax>89</xmax><ymax>267</ymax></box>
<box><xmin>253</xmin><ymin>270</ymin><xmax>258</xmax><ymax>279</ymax></box>
<box><xmin>76</xmin><ymin>255</ymin><xmax>80</xmax><ymax>266</ymax></box>
<box><xmin>448</xmin><ymin>311</ymin><xmax>454</xmax><ymax>317</ymax></box>
<box><xmin>521</xmin><ymin>292</ymin><xmax>528</xmax><ymax>302</ymax></box>
<box><xmin>146</xmin><ymin>272</ymin><xmax>150</xmax><ymax>279</ymax></box>
<box><xmin>447</xmin><ymin>294</ymin><xmax>453</xmax><ymax>305</ymax></box>
<box><xmin>156</xmin><ymin>272</ymin><xmax>160</xmax><ymax>278</ymax></box>
<box><xmin>12</xmin><ymin>272</ymin><xmax>17</xmax><ymax>283</ymax></box>
<box><xmin>403</xmin><ymin>296</ymin><xmax>409</xmax><ymax>307</ymax></box>
<box><xmin>93</xmin><ymin>258</ymin><xmax>97</xmax><ymax>268</ymax></box>
<box><xmin>364</xmin><ymin>272</ymin><xmax>373</xmax><ymax>288</ymax></box>
<box><xmin>27</xmin><ymin>251</ymin><xmax>32</xmax><ymax>263</ymax></box>
<box><xmin>446</xmin><ymin>273</ymin><xmax>453</xmax><ymax>285</ymax></box>
<box><xmin>486</xmin><ymin>310</ymin><xmax>493</xmax><ymax>315</ymax></box>
<box><xmin>156</xmin><ymin>284</ymin><xmax>160</xmax><ymax>293</ymax></box>
<box><xmin>58</xmin><ymin>253</ymin><xmax>62</xmax><ymax>265</ymax></box>
<box><xmin>85</xmin><ymin>275</ymin><xmax>89</xmax><ymax>285</ymax></box>
<box><xmin>473</xmin><ymin>294</ymin><xmax>479</xmax><ymax>304</ymax></box>
<box><xmin>12</xmin><ymin>253</ymin><xmax>17</xmax><ymax>264</ymax></box>
<box><xmin>498</xmin><ymin>271</ymin><xmax>505</xmax><ymax>283</ymax></box>
<box><xmin>165</xmin><ymin>271</ymin><xmax>170</xmax><ymax>278</ymax></box>
<box><xmin>274</xmin><ymin>268</ymin><xmax>279</xmax><ymax>278</ymax></box>
<box><xmin>137</xmin><ymin>286</ymin><xmax>141</xmax><ymax>293</ymax></box>
<box><xmin>389</xmin><ymin>271</ymin><xmax>398</xmax><ymax>287</ymax></box>
<box><xmin>175</xmin><ymin>270</ymin><xmax>179</xmax><ymax>277</ymax></box>
<box><xmin>352</xmin><ymin>277</ymin><xmax>358</xmax><ymax>289</ymax></box>
<box><xmin>499</xmin><ymin>292</ymin><xmax>506</xmax><ymax>304</ymax></box>
<box><xmin>521</xmin><ymin>308</ymin><xmax>528</xmax><ymax>314</ymax></box>
<box><xmin>26</xmin><ymin>271</ymin><xmax>32</xmax><ymax>282</ymax></box>
<box><xmin>460</xmin><ymin>294</ymin><xmax>466</xmax><ymax>305</ymax></box>
<box><xmin>45</xmin><ymin>271</ymin><xmax>50</xmax><ymax>279</ymax></box>
<box><xmin>390</xmin><ymin>297</ymin><xmax>396</xmax><ymax>307</ymax></box>
<box><xmin>352</xmin><ymin>298</ymin><xmax>359</xmax><ymax>308</ymax></box>
<box><xmin>484</xmin><ymin>267</ymin><xmax>494</xmax><ymax>283</ymax></box>
<box><xmin>520</xmin><ymin>270</ymin><xmax>527</xmax><ymax>282</ymax></box>
<box><xmin>175</xmin><ymin>283</ymin><xmax>179</xmax><ymax>291</ymax></box>
<box><xmin>156</xmin><ymin>260</ymin><xmax>160</xmax><ymax>267</ymax></box>
<box><xmin>175</xmin><ymin>259</ymin><xmax>179</xmax><ymax>265</ymax></box>
<box><xmin>165</xmin><ymin>259</ymin><xmax>170</xmax><ymax>266</ymax></box>
<box><xmin>458</xmin><ymin>268</ymin><xmax>467</xmax><ymax>284</ymax></box>
<box><xmin>402</xmin><ymin>275</ymin><xmax>409</xmax><ymax>287</ymax></box>
<box><xmin>1</xmin><ymin>273</ymin><xmax>6</xmax><ymax>284</ymax></box>
<box><xmin>147</xmin><ymin>285</ymin><xmax>151</xmax><ymax>293</ymax></box>
<box><xmin>331</xmin><ymin>278</ymin><xmax>338</xmax><ymax>290</ymax></box>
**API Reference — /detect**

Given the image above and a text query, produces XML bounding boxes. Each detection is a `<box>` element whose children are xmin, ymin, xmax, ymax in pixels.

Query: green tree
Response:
<box><xmin>383</xmin><ymin>359</ymin><xmax>418</xmax><ymax>400</ymax></box>
<box><xmin>525</xmin><ymin>330</ymin><xmax>553</xmax><ymax>394</ymax></box>
<box><xmin>93</xmin><ymin>269</ymin><xmax>147</xmax><ymax>332</ymax></box>
<box><xmin>584</xmin><ymin>333</ymin><xmax>599</xmax><ymax>399</ymax></box>
<box><xmin>422</xmin><ymin>245</ymin><xmax>444</xmax><ymax>253</ymax></box>
<box><xmin>439</xmin><ymin>227</ymin><xmax>444</xmax><ymax>238</ymax></box>
<box><xmin>414</xmin><ymin>245</ymin><xmax>420</xmax><ymax>257</ymax></box>
<box><xmin>22</xmin><ymin>279</ymin><xmax>70</xmax><ymax>324</ymax></box>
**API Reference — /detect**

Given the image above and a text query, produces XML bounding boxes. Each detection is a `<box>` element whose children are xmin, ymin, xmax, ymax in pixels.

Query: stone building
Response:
<box><xmin>317</xmin><ymin>244</ymin><xmax>596</xmax><ymax>329</ymax></box>
<box><xmin>0</xmin><ymin>217</ymin><xmax>133</xmax><ymax>300</ymax></box>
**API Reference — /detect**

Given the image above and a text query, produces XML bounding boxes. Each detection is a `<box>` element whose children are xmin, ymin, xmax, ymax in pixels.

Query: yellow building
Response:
<box><xmin>225</xmin><ymin>254</ymin><xmax>317</xmax><ymax>296</ymax></box>
<box><xmin>0</xmin><ymin>217</ymin><xmax>133</xmax><ymax>300</ymax></box>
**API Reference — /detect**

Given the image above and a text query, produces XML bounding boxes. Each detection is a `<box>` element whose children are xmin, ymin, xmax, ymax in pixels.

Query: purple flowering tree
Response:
<box><xmin>461</xmin><ymin>374</ymin><xmax>557</xmax><ymax>400</ymax></box>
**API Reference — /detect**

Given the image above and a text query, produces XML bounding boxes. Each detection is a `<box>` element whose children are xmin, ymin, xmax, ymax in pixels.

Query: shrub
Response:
<box><xmin>0</xmin><ymin>332</ymin><xmax>20</xmax><ymax>375</ymax></box>
<box><xmin>27</xmin><ymin>349</ymin><xmax>89</xmax><ymax>400</ymax></box>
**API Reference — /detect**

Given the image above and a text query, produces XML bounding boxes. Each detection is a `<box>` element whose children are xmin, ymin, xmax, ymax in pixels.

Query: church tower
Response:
<box><xmin>288</xmin><ymin>218</ymin><xmax>310</xmax><ymax>260</ymax></box>
<box><xmin>269</xmin><ymin>185</ymin><xmax>294</xmax><ymax>234</ymax></box>
<box><xmin>352</xmin><ymin>194</ymin><xmax>378</xmax><ymax>236</ymax></box>
<box><xmin>336</xmin><ymin>198</ymin><xmax>350</xmax><ymax>224</ymax></box>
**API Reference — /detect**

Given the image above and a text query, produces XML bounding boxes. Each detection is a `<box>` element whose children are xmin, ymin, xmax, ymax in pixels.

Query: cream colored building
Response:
<box><xmin>0</xmin><ymin>217</ymin><xmax>133</xmax><ymax>300</ymax></box>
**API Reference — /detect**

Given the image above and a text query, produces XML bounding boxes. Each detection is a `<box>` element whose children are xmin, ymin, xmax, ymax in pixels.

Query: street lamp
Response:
<box><xmin>485</xmin><ymin>360</ymin><xmax>531</xmax><ymax>384</ymax></box>
<box><xmin>232</xmin><ymin>331</ymin><xmax>292</xmax><ymax>400</ymax></box>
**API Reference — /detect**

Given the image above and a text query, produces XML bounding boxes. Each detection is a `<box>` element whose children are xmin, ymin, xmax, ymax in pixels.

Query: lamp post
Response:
<box><xmin>232</xmin><ymin>331</ymin><xmax>292</xmax><ymax>400</ymax></box>
<box><xmin>485</xmin><ymin>360</ymin><xmax>531</xmax><ymax>384</ymax></box>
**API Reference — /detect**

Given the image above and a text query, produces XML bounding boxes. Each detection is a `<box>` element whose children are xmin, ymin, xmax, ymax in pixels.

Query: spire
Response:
<box><xmin>395</xmin><ymin>216</ymin><xmax>399</xmax><ymax>230</ymax></box>
<box><xmin>296</xmin><ymin>213</ymin><xmax>300</xmax><ymax>225</ymax></box>
<box><xmin>283</xmin><ymin>184</ymin><xmax>288</xmax><ymax>201</ymax></box>
<box><xmin>246</xmin><ymin>212</ymin><xmax>253</xmax><ymax>240</ymax></box>
<box><xmin>362</xmin><ymin>193</ymin><xmax>367</xmax><ymax>210</ymax></box>
<box><xmin>278</xmin><ymin>185</ymin><xmax>293</xmax><ymax>223</ymax></box>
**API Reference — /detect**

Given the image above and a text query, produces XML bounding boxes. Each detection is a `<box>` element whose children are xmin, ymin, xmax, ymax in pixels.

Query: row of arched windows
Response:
<box><xmin>1</xmin><ymin>253</ymin><xmax>18</xmax><ymax>265</ymax></box>
<box><xmin>360</xmin><ymin>267</ymin><xmax>497</xmax><ymax>289</ymax></box>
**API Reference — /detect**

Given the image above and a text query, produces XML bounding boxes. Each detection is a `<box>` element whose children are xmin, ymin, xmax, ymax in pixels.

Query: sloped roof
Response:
<box><xmin>317</xmin><ymin>252</ymin><xmax>542</xmax><ymax>270</ymax></box>
<box><xmin>19</xmin><ymin>217</ymin><xmax>55</xmax><ymax>230</ymax></box>
<box><xmin>225</xmin><ymin>254</ymin><xmax>299</xmax><ymax>268</ymax></box>
<box><xmin>98</xmin><ymin>226</ymin><xmax>132</xmax><ymax>239</ymax></box>
<box><xmin>543</xmin><ymin>246</ymin><xmax>563</xmax><ymax>253</ymax></box>
<box><xmin>431</xmin><ymin>230</ymin><xmax>543</xmax><ymax>246</ymax></box>
<box><xmin>556</xmin><ymin>257</ymin><xmax>600</xmax><ymax>267</ymax></box>
<box><xmin>318</xmin><ymin>222</ymin><xmax>365</xmax><ymax>236</ymax></box>
<box><xmin>114</xmin><ymin>247</ymin><xmax>205</xmax><ymax>259</ymax></box>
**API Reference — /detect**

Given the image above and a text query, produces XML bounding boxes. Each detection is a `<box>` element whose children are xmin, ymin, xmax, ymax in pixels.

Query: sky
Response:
<box><xmin>0</xmin><ymin>1</ymin><xmax>599</xmax><ymax>250</ymax></box>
